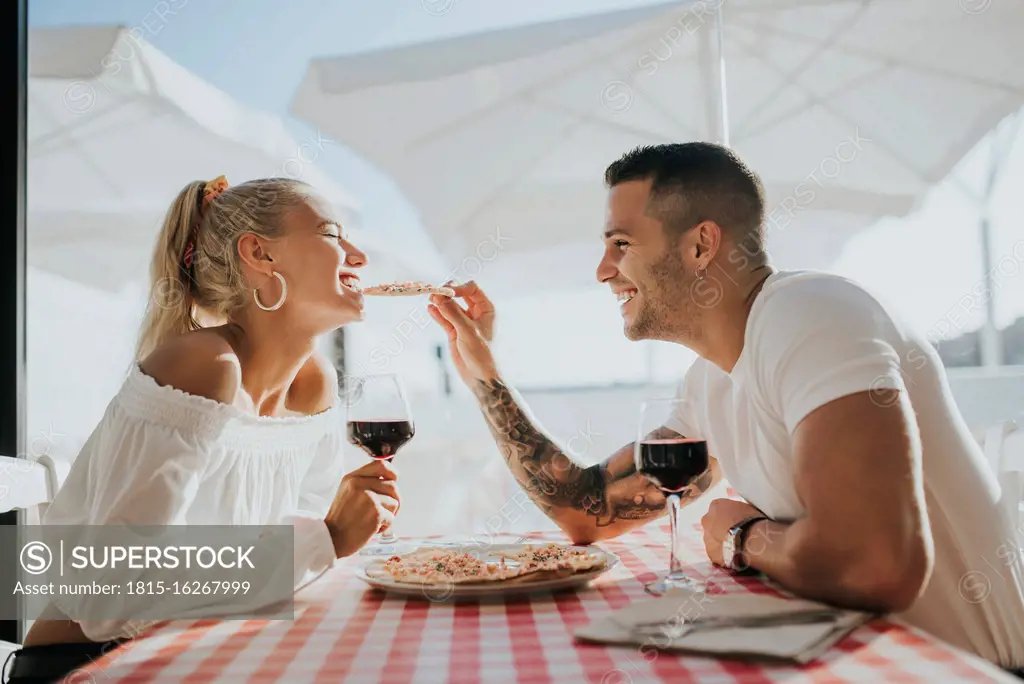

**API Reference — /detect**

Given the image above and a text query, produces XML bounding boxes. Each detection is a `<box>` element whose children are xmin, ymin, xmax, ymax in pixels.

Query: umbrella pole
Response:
<box><xmin>978</xmin><ymin>207</ymin><xmax>1000</xmax><ymax>368</ymax></box>
<box><xmin>646</xmin><ymin>4</ymin><xmax>730</xmax><ymax>385</ymax></box>
<box><xmin>712</xmin><ymin>3</ymin><xmax>730</xmax><ymax>146</ymax></box>
<box><xmin>977</xmin><ymin>112</ymin><xmax>1021</xmax><ymax>367</ymax></box>
<box><xmin>331</xmin><ymin>329</ymin><xmax>346</xmax><ymax>380</ymax></box>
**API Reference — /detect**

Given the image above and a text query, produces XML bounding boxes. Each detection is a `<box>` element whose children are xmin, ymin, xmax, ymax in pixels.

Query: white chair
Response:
<box><xmin>977</xmin><ymin>420</ymin><xmax>1024</xmax><ymax>531</ymax></box>
<box><xmin>0</xmin><ymin>454</ymin><xmax>69</xmax><ymax>664</ymax></box>
<box><xmin>0</xmin><ymin>453</ymin><xmax>68</xmax><ymax>520</ymax></box>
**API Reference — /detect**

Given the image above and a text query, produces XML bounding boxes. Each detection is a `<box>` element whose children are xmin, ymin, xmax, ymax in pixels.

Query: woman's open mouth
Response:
<box><xmin>340</xmin><ymin>273</ymin><xmax>364</xmax><ymax>308</ymax></box>
<box><xmin>340</xmin><ymin>273</ymin><xmax>362</xmax><ymax>293</ymax></box>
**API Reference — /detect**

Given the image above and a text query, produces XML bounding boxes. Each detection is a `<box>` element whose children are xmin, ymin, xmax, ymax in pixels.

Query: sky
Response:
<box><xmin>28</xmin><ymin>0</ymin><xmax>1024</xmax><ymax>392</ymax></box>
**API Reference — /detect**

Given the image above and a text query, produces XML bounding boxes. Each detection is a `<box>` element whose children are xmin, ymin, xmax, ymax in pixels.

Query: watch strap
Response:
<box><xmin>728</xmin><ymin>515</ymin><xmax>768</xmax><ymax>572</ymax></box>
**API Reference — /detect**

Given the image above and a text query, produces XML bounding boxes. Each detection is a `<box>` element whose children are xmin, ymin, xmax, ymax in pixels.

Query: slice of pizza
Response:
<box><xmin>495</xmin><ymin>543</ymin><xmax>608</xmax><ymax>576</ymax></box>
<box><xmin>372</xmin><ymin>547</ymin><xmax>517</xmax><ymax>585</ymax></box>
<box><xmin>362</xmin><ymin>281</ymin><xmax>456</xmax><ymax>297</ymax></box>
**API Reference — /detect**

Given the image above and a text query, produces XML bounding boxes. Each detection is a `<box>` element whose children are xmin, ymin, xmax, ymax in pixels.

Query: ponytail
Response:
<box><xmin>135</xmin><ymin>181</ymin><xmax>204</xmax><ymax>361</ymax></box>
<box><xmin>134</xmin><ymin>176</ymin><xmax>313</xmax><ymax>361</ymax></box>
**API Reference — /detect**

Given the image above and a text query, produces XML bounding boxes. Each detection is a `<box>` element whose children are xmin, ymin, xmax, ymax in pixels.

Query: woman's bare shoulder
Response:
<box><xmin>138</xmin><ymin>328</ymin><xmax>242</xmax><ymax>406</ymax></box>
<box><xmin>289</xmin><ymin>351</ymin><xmax>339</xmax><ymax>415</ymax></box>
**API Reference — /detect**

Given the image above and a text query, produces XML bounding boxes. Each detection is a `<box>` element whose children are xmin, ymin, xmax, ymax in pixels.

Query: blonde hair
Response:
<box><xmin>135</xmin><ymin>178</ymin><xmax>315</xmax><ymax>361</ymax></box>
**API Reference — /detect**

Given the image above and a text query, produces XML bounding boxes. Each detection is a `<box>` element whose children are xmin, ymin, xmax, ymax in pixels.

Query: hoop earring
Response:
<box><xmin>695</xmin><ymin>267</ymin><xmax>706</xmax><ymax>281</ymax></box>
<box><xmin>254</xmin><ymin>272</ymin><xmax>287</xmax><ymax>311</ymax></box>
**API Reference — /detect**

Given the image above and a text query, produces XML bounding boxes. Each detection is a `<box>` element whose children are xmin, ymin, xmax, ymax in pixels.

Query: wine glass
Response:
<box><xmin>341</xmin><ymin>373</ymin><xmax>415</xmax><ymax>556</ymax></box>
<box><xmin>635</xmin><ymin>398</ymin><xmax>710</xmax><ymax>595</ymax></box>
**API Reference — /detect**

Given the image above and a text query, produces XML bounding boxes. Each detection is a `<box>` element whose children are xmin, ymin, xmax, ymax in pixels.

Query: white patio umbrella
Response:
<box><xmin>28</xmin><ymin>25</ymin><xmax>423</xmax><ymax>293</ymax></box>
<box><xmin>290</xmin><ymin>0</ymin><xmax>1024</xmax><ymax>294</ymax></box>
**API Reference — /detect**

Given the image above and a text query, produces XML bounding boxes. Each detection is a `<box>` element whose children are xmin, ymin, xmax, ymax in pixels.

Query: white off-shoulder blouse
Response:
<box><xmin>43</xmin><ymin>363</ymin><xmax>345</xmax><ymax>641</ymax></box>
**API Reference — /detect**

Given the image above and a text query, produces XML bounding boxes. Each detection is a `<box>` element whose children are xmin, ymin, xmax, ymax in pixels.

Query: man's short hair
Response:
<box><xmin>604</xmin><ymin>142</ymin><xmax>766</xmax><ymax>255</ymax></box>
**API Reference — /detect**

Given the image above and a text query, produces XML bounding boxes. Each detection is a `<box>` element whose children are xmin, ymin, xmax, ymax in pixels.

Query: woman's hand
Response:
<box><xmin>323</xmin><ymin>459</ymin><xmax>400</xmax><ymax>558</ymax></box>
<box><xmin>428</xmin><ymin>280</ymin><xmax>499</xmax><ymax>385</ymax></box>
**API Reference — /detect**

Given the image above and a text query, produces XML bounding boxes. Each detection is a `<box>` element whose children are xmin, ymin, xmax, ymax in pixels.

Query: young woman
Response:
<box><xmin>4</xmin><ymin>176</ymin><xmax>396</xmax><ymax>683</ymax></box>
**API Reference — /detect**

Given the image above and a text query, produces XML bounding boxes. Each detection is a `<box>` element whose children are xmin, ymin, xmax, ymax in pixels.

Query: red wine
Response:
<box><xmin>638</xmin><ymin>439</ymin><xmax>709</xmax><ymax>493</ymax></box>
<box><xmin>347</xmin><ymin>420</ymin><xmax>415</xmax><ymax>460</ymax></box>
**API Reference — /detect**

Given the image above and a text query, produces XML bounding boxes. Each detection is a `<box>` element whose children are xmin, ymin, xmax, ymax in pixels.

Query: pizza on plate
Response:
<box><xmin>362</xmin><ymin>281</ymin><xmax>455</xmax><ymax>297</ymax></box>
<box><xmin>368</xmin><ymin>544</ymin><xmax>607</xmax><ymax>586</ymax></box>
<box><xmin>370</xmin><ymin>547</ymin><xmax>517</xmax><ymax>585</ymax></box>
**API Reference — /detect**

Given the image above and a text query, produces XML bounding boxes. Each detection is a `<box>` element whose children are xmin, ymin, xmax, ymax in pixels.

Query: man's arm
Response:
<box><xmin>473</xmin><ymin>377</ymin><xmax>720</xmax><ymax>544</ymax></box>
<box><xmin>700</xmin><ymin>279</ymin><xmax>936</xmax><ymax>614</ymax></box>
<box><xmin>732</xmin><ymin>389</ymin><xmax>933</xmax><ymax>613</ymax></box>
<box><xmin>423</xmin><ymin>283</ymin><xmax>719</xmax><ymax>543</ymax></box>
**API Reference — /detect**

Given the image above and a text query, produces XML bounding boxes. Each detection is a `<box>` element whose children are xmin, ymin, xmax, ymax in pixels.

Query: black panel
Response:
<box><xmin>0</xmin><ymin>0</ymin><xmax>29</xmax><ymax>646</ymax></box>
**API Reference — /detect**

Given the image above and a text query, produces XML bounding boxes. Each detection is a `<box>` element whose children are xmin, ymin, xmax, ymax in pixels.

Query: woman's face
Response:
<box><xmin>262</xmin><ymin>193</ymin><xmax>367</xmax><ymax>331</ymax></box>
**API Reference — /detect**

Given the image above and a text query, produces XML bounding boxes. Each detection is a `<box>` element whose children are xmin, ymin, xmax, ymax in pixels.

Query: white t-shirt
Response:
<box><xmin>666</xmin><ymin>270</ymin><xmax>1024</xmax><ymax>668</ymax></box>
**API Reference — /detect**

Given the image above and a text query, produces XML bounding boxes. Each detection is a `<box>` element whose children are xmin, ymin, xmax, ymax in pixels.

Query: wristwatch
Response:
<box><xmin>722</xmin><ymin>515</ymin><xmax>768</xmax><ymax>572</ymax></box>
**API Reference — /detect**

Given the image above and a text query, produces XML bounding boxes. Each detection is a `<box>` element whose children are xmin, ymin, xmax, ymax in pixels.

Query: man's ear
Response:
<box><xmin>692</xmin><ymin>220</ymin><xmax>722</xmax><ymax>260</ymax></box>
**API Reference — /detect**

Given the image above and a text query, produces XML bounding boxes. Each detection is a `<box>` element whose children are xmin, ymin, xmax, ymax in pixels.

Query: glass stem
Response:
<box><xmin>667</xmin><ymin>493</ymin><xmax>684</xmax><ymax>578</ymax></box>
<box><xmin>377</xmin><ymin>455</ymin><xmax>397</xmax><ymax>544</ymax></box>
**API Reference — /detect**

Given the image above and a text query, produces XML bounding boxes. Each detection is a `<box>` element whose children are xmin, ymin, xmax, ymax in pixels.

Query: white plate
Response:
<box><xmin>356</xmin><ymin>543</ymin><xmax>620</xmax><ymax>601</ymax></box>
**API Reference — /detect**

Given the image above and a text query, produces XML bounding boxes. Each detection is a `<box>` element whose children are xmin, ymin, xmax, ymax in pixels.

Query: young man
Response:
<box><xmin>427</xmin><ymin>143</ymin><xmax>1024</xmax><ymax>671</ymax></box>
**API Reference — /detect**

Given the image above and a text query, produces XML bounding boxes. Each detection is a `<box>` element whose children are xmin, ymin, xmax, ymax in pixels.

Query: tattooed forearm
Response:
<box><xmin>473</xmin><ymin>379</ymin><xmax>717</xmax><ymax>533</ymax></box>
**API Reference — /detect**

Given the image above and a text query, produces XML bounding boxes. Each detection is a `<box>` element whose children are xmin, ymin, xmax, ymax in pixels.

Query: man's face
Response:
<box><xmin>597</xmin><ymin>179</ymin><xmax>703</xmax><ymax>343</ymax></box>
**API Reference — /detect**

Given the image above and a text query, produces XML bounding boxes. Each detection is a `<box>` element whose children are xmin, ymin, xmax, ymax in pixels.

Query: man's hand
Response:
<box><xmin>701</xmin><ymin>498</ymin><xmax>764</xmax><ymax>566</ymax></box>
<box><xmin>449</xmin><ymin>281</ymin><xmax>495</xmax><ymax>342</ymax></box>
<box><xmin>428</xmin><ymin>280</ymin><xmax>499</xmax><ymax>384</ymax></box>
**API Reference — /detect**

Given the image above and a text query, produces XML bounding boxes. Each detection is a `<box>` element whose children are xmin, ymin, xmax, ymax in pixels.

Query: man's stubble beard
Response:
<box><xmin>625</xmin><ymin>248</ymin><xmax>703</xmax><ymax>344</ymax></box>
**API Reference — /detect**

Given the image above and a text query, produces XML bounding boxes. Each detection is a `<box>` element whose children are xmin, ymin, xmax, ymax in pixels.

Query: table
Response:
<box><xmin>76</xmin><ymin>523</ymin><xmax>1016</xmax><ymax>683</ymax></box>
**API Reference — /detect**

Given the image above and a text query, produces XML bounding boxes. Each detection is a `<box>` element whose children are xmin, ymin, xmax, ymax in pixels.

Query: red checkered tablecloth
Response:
<box><xmin>76</xmin><ymin>523</ymin><xmax>1016</xmax><ymax>683</ymax></box>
